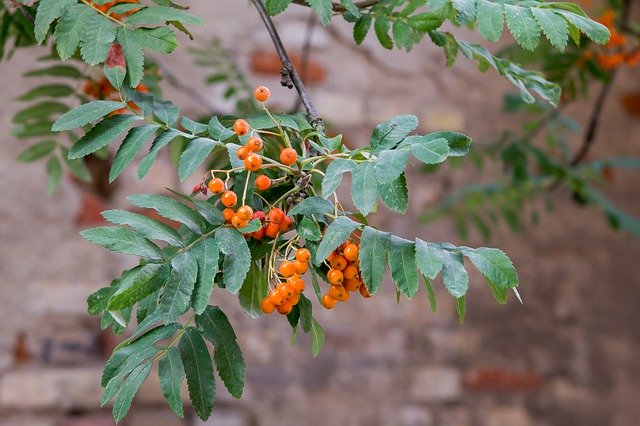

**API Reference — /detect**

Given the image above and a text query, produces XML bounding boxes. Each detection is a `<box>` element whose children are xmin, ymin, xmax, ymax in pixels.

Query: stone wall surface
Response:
<box><xmin>1</xmin><ymin>1</ymin><xmax>640</xmax><ymax>425</ymax></box>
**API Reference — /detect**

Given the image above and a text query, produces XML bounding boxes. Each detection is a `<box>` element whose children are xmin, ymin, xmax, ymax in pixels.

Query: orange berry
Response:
<box><xmin>231</xmin><ymin>214</ymin><xmax>247</xmax><ymax>229</ymax></box>
<box><xmin>277</xmin><ymin>300</ymin><xmax>293</xmax><ymax>315</ymax></box>
<box><xmin>246</xmin><ymin>136</ymin><xmax>263</xmax><ymax>152</ymax></box>
<box><xmin>359</xmin><ymin>284</ymin><xmax>372</xmax><ymax>298</ymax></box>
<box><xmin>327</xmin><ymin>269</ymin><xmax>344</xmax><ymax>286</ymax></box>
<box><xmin>330</xmin><ymin>285</ymin><xmax>349</xmax><ymax>301</ymax></box>
<box><xmin>321</xmin><ymin>294</ymin><xmax>337</xmax><ymax>309</ymax></box>
<box><xmin>254</xmin><ymin>85</ymin><xmax>270</xmax><ymax>103</ymax></box>
<box><xmin>221</xmin><ymin>191</ymin><xmax>238</xmax><ymax>207</ymax></box>
<box><xmin>253</xmin><ymin>226</ymin><xmax>265</xmax><ymax>240</ymax></box>
<box><xmin>343</xmin><ymin>244</ymin><xmax>359</xmax><ymax>262</ymax></box>
<box><xmin>343</xmin><ymin>278</ymin><xmax>361</xmax><ymax>292</ymax></box>
<box><xmin>279</xmin><ymin>261</ymin><xmax>296</xmax><ymax>278</ymax></box>
<box><xmin>289</xmin><ymin>277</ymin><xmax>305</xmax><ymax>293</ymax></box>
<box><xmin>237</xmin><ymin>205</ymin><xmax>253</xmax><ymax>221</ymax></box>
<box><xmin>280</xmin><ymin>148</ymin><xmax>298</xmax><ymax>166</ymax></box>
<box><xmin>255</xmin><ymin>175</ymin><xmax>271</xmax><ymax>190</ymax></box>
<box><xmin>343</xmin><ymin>265</ymin><xmax>358</xmax><ymax>280</ymax></box>
<box><xmin>338</xmin><ymin>241</ymin><xmax>350</xmax><ymax>252</ymax></box>
<box><xmin>293</xmin><ymin>260</ymin><xmax>308</xmax><ymax>275</ymax></box>
<box><xmin>244</xmin><ymin>153</ymin><xmax>262</xmax><ymax>171</ymax></box>
<box><xmin>236</xmin><ymin>145</ymin><xmax>251</xmax><ymax>160</ymax></box>
<box><xmin>279</xmin><ymin>216</ymin><xmax>293</xmax><ymax>232</ymax></box>
<box><xmin>261</xmin><ymin>297</ymin><xmax>275</xmax><ymax>314</ymax></box>
<box><xmin>288</xmin><ymin>292</ymin><xmax>300</xmax><ymax>305</ymax></box>
<box><xmin>295</xmin><ymin>248</ymin><xmax>311</xmax><ymax>263</ymax></box>
<box><xmin>327</xmin><ymin>251</ymin><xmax>337</xmax><ymax>262</ymax></box>
<box><xmin>233</xmin><ymin>119</ymin><xmax>249</xmax><ymax>136</ymax></box>
<box><xmin>207</xmin><ymin>177</ymin><xmax>225</xmax><ymax>194</ymax></box>
<box><xmin>268</xmin><ymin>208</ymin><xmax>285</xmax><ymax>224</ymax></box>
<box><xmin>265</xmin><ymin>222</ymin><xmax>280</xmax><ymax>239</ymax></box>
<box><xmin>330</xmin><ymin>255</ymin><xmax>347</xmax><ymax>271</ymax></box>
<box><xmin>279</xmin><ymin>283</ymin><xmax>295</xmax><ymax>299</ymax></box>
<box><xmin>222</xmin><ymin>208</ymin><xmax>235</xmax><ymax>222</ymax></box>
<box><xmin>268</xmin><ymin>289</ymin><xmax>285</xmax><ymax>306</ymax></box>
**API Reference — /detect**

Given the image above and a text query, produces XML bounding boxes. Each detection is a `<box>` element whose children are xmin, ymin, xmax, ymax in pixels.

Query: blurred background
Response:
<box><xmin>1</xmin><ymin>0</ymin><xmax>640</xmax><ymax>425</ymax></box>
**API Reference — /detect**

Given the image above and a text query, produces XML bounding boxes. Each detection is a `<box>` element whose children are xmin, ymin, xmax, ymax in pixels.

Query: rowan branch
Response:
<box><xmin>250</xmin><ymin>0</ymin><xmax>324</xmax><ymax>131</ymax></box>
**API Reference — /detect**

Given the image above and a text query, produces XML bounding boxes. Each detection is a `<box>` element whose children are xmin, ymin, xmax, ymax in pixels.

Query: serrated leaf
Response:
<box><xmin>359</xmin><ymin>226</ymin><xmax>390</xmax><ymax>295</ymax></box>
<box><xmin>126</xmin><ymin>6</ymin><xmax>203</xmax><ymax>26</ymax></box>
<box><xmin>374</xmin><ymin>16</ymin><xmax>393</xmax><ymax>49</ymax></box>
<box><xmin>45</xmin><ymin>155</ymin><xmax>62</xmax><ymax>196</ymax></box>
<box><xmin>351</xmin><ymin>161</ymin><xmax>377</xmax><ymax>215</ymax></box>
<box><xmin>322</xmin><ymin>158</ymin><xmax>354</xmax><ymax>198</ymax></box>
<box><xmin>371</xmin><ymin>115</ymin><xmax>418</xmax><ymax>154</ymax></box>
<box><xmin>159</xmin><ymin>347</ymin><xmax>185</xmax><ymax>418</ymax></box>
<box><xmin>298</xmin><ymin>217</ymin><xmax>322</xmax><ymax>241</ymax></box>
<box><xmin>178</xmin><ymin>327</ymin><xmax>215</xmax><ymax>421</ymax></box>
<box><xmin>455</xmin><ymin>296</ymin><xmax>466</xmax><ymax>324</ymax></box>
<box><xmin>555</xmin><ymin>10</ymin><xmax>609</xmax><ymax>45</ymax></box>
<box><xmin>178</xmin><ymin>138</ymin><xmax>220</xmax><ymax>182</ymax></box>
<box><xmin>19</xmin><ymin>84</ymin><xmax>74</xmax><ymax>100</ymax></box>
<box><xmin>192</xmin><ymin>238</ymin><xmax>220</xmax><ymax>314</ymax></box>
<box><xmin>23</xmin><ymin>64</ymin><xmax>82</xmax><ymax>79</ymax></box>
<box><xmin>117</xmin><ymin>27</ymin><xmax>144</xmax><ymax>87</ymax></box>
<box><xmin>289</xmin><ymin>196</ymin><xmax>334</xmax><ymax>217</ymax></box>
<box><xmin>392</xmin><ymin>20</ymin><xmax>413</xmax><ymax>51</ymax></box>
<box><xmin>108</xmin><ymin>264</ymin><xmax>169</xmax><ymax>311</ymax></box>
<box><xmin>34</xmin><ymin>0</ymin><xmax>76</xmax><ymax>43</ymax></box>
<box><xmin>153</xmin><ymin>100</ymin><xmax>180</xmax><ymax>126</ymax></box>
<box><xmin>415</xmin><ymin>238</ymin><xmax>444</xmax><ymax>279</ymax></box>
<box><xmin>452</xmin><ymin>0</ymin><xmax>476</xmax><ymax>23</ymax></box>
<box><xmin>407</xmin><ymin>12</ymin><xmax>443</xmax><ymax>32</ymax></box>
<box><xmin>14</xmin><ymin>102</ymin><xmax>69</xmax><ymax>124</ymax></box>
<box><xmin>80</xmin><ymin>226</ymin><xmax>164</xmax><ymax>259</ymax></box>
<box><xmin>306</xmin><ymin>0</ymin><xmax>332</xmax><ymax>26</ymax></box>
<box><xmin>310</xmin><ymin>317</ymin><xmax>325</xmax><ymax>357</ymax></box>
<box><xmin>53</xmin><ymin>100</ymin><xmax>127</xmax><ymax>132</ymax></box>
<box><xmin>127</xmin><ymin>194</ymin><xmax>207</xmax><ymax>234</ymax></box>
<box><xmin>101</xmin><ymin>209</ymin><xmax>183</xmax><ymax>247</ymax></box>
<box><xmin>460</xmin><ymin>247</ymin><xmax>518</xmax><ymax>288</ymax></box>
<box><xmin>68</xmin><ymin>115</ymin><xmax>138</xmax><ymax>159</ymax></box>
<box><xmin>17</xmin><ymin>140</ymin><xmax>57</xmax><ymax>162</ymax></box>
<box><xmin>531</xmin><ymin>7</ymin><xmax>567</xmax><ymax>50</ymax></box>
<box><xmin>216</xmin><ymin>228</ymin><xmax>251</xmax><ymax>294</ymax></box>
<box><xmin>476</xmin><ymin>0</ymin><xmax>503</xmax><ymax>42</ymax></box>
<box><xmin>55</xmin><ymin>4</ymin><xmax>93</xmax><ymax>60</ymax></box>
<box><xmin>196</xmin><ymin>306</ymin><xmax>245</xmax><ymax>399</ymax></box>
<box><xmin>61</xmin><ymin>148</ymin><xmax>92</xmax><ymax>182</ymax></box>
<box><xmin>423</xmin><ymin>277</ymin><xmax>438</xmax><ymax>312</ymax></box>
<box><xmin>110</xmin><ymin>124</ymin><xmax>160</xmax><ymax>182</ymax></box>
<box><xmin>428</xmin><ymin>131</ymin><xmax>472</xmax><ymax>157</ymax></box>
<box><xmin>208</xmin><ymin>116</ymin><xmax>235</xmax><ymax>141</ymax></box>
<box><xmin>406</xmin><ymin>136</ymin><xmax>449</xmax><ymax>164</ymax></box>
<box><xmin>440</xmin><ymin>248</ymin><xmax>469</xmax><ymax>297</ymax></box>
<box><xmin>80</xmin><ymin>13</ymin><xmax>117</xmax><ymax>65</ymax></box>
<box><xmin>314</xmin><ymin>216</ymin><xmax>360</xmax><ymax>264</ymax></box>
<box><xmin>265</xmin><ymin>0</ymin><xmax>292</xmax><ymax>15</ymax></box>
<box><xmin>353</xmin><ymin>15</ymin><xmax>372</xmax><ymax>45</ymax></box>
<box><xmin>239</xmin><ymin>261</ymin><xmax>269</xmax><ymax>319</ymax></box>
<box><xmin>159</xmin><ymin>251</ymin><xmax>198</xmax><ymax>323</ymax></box>
<box><xmin>138</xmin><ymin>129</ymin><xmax>180</xmax><ymax>179</ymax></box>
<box><xmin>377</xmin><ymin>173</ymin><xmax>408</xmax><ymax>213</ymax></box>
<box><xmin>388</xmin><ymin>236</ymin><xmax>419</xmax><ymax>298</ymax></box>
<box><xmin>375</xmin><ymin>149</ymin><xmax>410</xmax><ymax>184</ymax></box>
<box><xmin>135</xmin><ymin>26</ymin><xmax>177</xmax><ymax>53</ymax></box>
<box><xmin>504</xmin><ymin>4</ymin><xmax>540</xmax><ymax>51</ymax></box>
<box><xmin>112</xmin><ymin>362</ymin><xmax>152</xmax><ymax>422</ymax></box>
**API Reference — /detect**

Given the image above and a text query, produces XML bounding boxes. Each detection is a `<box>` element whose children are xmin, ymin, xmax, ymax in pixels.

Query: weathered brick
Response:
<box><xmin>410</xmin><ymin>367</ymin><xmax>462</xmax><ymax>403</ymax></box>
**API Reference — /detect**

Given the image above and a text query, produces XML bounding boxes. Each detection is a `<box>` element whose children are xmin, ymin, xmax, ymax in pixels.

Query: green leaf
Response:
<box><xmin>310</xmin><ymin>317</ymin><xmax>325</xmax><ymax>357</ymax></box>
<box><xmin>19</xmin><ymin>84</ymin><xmax>74</xmax><ymax>100</ymax></box>
<box><xmin>34</xmin><ymin>0</ymin><xmax>76</xmax><ymax>43</ymax></box>
<box><xmin>388</xmin><ymin>236</ymin><xmax>419</xmax><ymax>298</ymax></box>
<box><xmin>104</xmin><ymin>62</ymin><xmax>126</xmax><ymax>91</ymax></box>
<box><xmin>208</xmin><ymin>116</ymin><xmax>235</xmax><ymax>141</ymax></box>
<box><xmin>196</xmin><ymin>306</ymin><xmax>245</xmax><ymax>399</ymax></box>
<box><xmin>423</xmin><ymin>277</ymin><xmax>438</xmax><ymax>313</ymax></box>
<box><xmin>297</xmin><ymin>294</ymin><xmax>313</xmax><ymax>333</ymax></box>
<box><xmin>192</xmin><ymin>238</ymin><xmax>220</xmax><ymax>314</ymax></box>
<box><xmin>45</xmin><ymin>156</ymin><xmax>62</xmax><ymax>196</ymax></box>
<box><xmin>476</xmin><ymin>0</ymin><xmax>503</xmax><ymax>42</ymax></box>
<box><xmin>306</xmin><ymin>0</ymin><xmax>332</xmax><ymax>26</ymax></box>
<box><xmin>321</xmin><ymin>158</ymin><xmax>354</xmax><ymax>198</ymax></box>
<box><xmin>407</xmin><ymin>136</ymin><xmax>449</xmax><ymax>164</ymax></box>
<box><xmin>377</xmin><ymin>173</ymin><xmax>408</xmax><ymax>214</ymax></box>
<box><xmin>374</xmin><ymin>16</ymin><xmax>393</xmax><ymax>49</ymax></box>
<box><xmin>216</xmin><ymin>228</ymin><xmax>251</xmax><ymax>294</ymax></box>
<box><xmin>107</xmin><ymin>264</ymin><xmax>169</xmax><ymax>311</ymax></box>
<box><xmin>555</xmin><ymin>10</ymin><xmax>609</xmax><ymax>45</ymax></box>
<box><xmin>455</xmin><ymin>296</ymin><xmax>466</xmax><ymax>324</ymax></box>
<box><xmin>266</xmin><ymin>0</ymin><xmax>293</xmax><ymax>16</ymax></box>
<box><xmin>531</xmin><ymin>7</ymin><xmax>568</xmax><ymax>50</ymax></box>
<box><xmin>392</xmin><ymin>20</ymin><xmax>413</xmax><ymax>51</ymax></box>
<box><xmin>178</xmin><ymin>138</ymin><xmax>220</xmax><ymax>182</ymax></box>
<box><xmin>297</xmin><ymin>217</ymin><xmax>322</xmax><ymax>241</ymax></box>
<box><xmin>23</xmin><ymin>64</ymin><xmax>82</xmax><ymax>79</ymax></box>
<box><xmin>289</xmin><ymin>196</ymin><xmax>334</xmax><ymax>217</ymax></box>
<box><xmin>504</xmin><ymin>5</ymin><xmax>540</xmax><ymax>51</ymax></box>
<box><xmin>14</xmin><ymin>102</ymin><xmax>69</xmax><ymax>124</ymax></box>
<box><xmin>353</xmin><ymin>15</ymin><xmax>372</xmax><ymax>45</ymax></box>
<box><xmin>159</xmin><ymin>251</ymin><xmax>198</xmax><ymax>323</ymax></box>
<box><xmin>55</xmin><ymin>4</ymin><xmax>93</xmax><ymax>60</ymax></box>
<box><xmin>80</xmin><ymin>226</ymin><xmax>164</xmax><ymax>259</ymax></box>
<box><xmin>460</xmin><ymin>247</ymin><xmax>518</xmax><ymax>288</ymax></box>
<box><xmin>126</xmin><ymin>6</ymin><xmax>204</xmax><ymax>26</ymax></box>
<box><xmin>181</xmin><ymin>117</ymin><xmax>208</xmax><ymax>135</ymax></box>
<box><xmin>440</xmin><ymin>248</ymin><xmax>469</xmax><ymax>297</ymax></box>
<box><xmin>117</xmin><ymin>27</ymin><xmax>145</xmax><ymax>88</ymax></box>
<box><xmin>135</xmin><ymin>27</ymin><xmax>177</xmax><ymax>53</ymax></box>
<box><xmin>138</xmin><ymin>129</ymin><xmax>180</xmax><ymax>179</ymax></box>
<box><xmin>359</xmin><ymin>226</ymin><xmax>390</xmax><ymax>295</ymax></box>
<box><xmin>68</xmin><ymin>115</ymin><xmax>138</xmax><ymax>159</ymax></box>
<box><xmin>110</xmin><ymin>124</ymin><xmax>160</xmax><ymax>182</ymax></box>
<box><xmin>112</xmin><ymin>362</ymin><xmax>152</xmax><ymax>422</ymax></box>
<box><xmin>80</xmin><ymin>13</ymin><xmax>117</xmax><ymax>65</ymax></box>
<box><xmin>61</xmin><ymin>148</ymin><xmax>92</xmax><ymax>182</ymax></box>
<box><xmin>101</xmin><ymin>209</ymin><xmax>183</xmax><ymax>247</ymax></box>
<box><xmin>415</xmin><ymin>238</ymin><xmax>444</xmax><ymax>279</ymax></box>
<box><xmin>452</xmin><ymin>0</ymin><xmax>476</xmax><ymax>23</ymax></box>
<box><xmin>351</xmin><ymin>161</ymin><xmax>377</xmax><ymax>216</ymax></box>
<box><xmin>375</xmin><ymin>149</ymin><xmax>409</xmax><ymax>184</ymax></box>
<box><xmin>428</xmin><ymin>131</ymin><xmax>472</xmax><ymax>157</ymax></box>
<box><xmin>239</xmin><ymin>261</ymin><xmax>269</xmax><ymax>319</ymax></box>
<box><xmin>159</xmin><ymin>347</ymin><xmax>185</xmax><ymax>418</ymax></box>
<box><xmin>314</xmin><ymin>216</ymin><xmax>360</xmax><ymax>265</ymax></box>
<box><xmin>407</xmin><ymin>12</ymin><xmax>443</xmax><ymax>32</ymax></box>
<box><xmin>53</xmin><ymin>100</ymin><xmax>127</xmax><ymax>132</ymax></box>
<box><xmin>153</xmin><ymin>100</ymin><xmax>180</xmax><ymax>126</ymax></box>
<box><xmin>238</xmin><ymin>219</ymin><xmax>261</xmax><ymax>234</ymax></box>
<box><xmin>127</xmin><ymin>194</ymin><xmax>207</xmax><ymax>234</ymax></box>
<box><xmin>371</xmin><ymin>115</ymin><xmax>418</xmax><ymax>154</ymax></box>
<box><xmin>178</xmin><ymin>327</ymin><xmax>215</xmax><ymax>421</ymax></box>
<box><xmin>17</xmin><ymin>141</ymin><xmax>57</xmax><ymax>162</ymax></box>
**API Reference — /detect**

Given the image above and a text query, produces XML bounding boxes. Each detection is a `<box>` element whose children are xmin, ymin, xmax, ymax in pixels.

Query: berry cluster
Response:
<box><xmin>261</xmin><ymin>248</ymin><xmax>310</xmax><ymax>315</ymax></box>
<box><xmin>589</xmin><ymin>10</ymin><xmax>640</xmax><ymax>70</ymax></box>
<box><xmin>321</xmin><ymin>240</ymin><xmax>370</xmax><ymax>309</ymax></box>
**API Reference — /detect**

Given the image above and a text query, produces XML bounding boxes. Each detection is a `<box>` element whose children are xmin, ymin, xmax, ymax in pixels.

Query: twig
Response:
<box><xmin>250</xmin><ymin>0</ymin><xmax>324</xmax><ymax>131</ymax></box>
<box><xmin>10</xmin><ymin>0</ymin><xmax>34</xmax><ymax>22</ymax></box>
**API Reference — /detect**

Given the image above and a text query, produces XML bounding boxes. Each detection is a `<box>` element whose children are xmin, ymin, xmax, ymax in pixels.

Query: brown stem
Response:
<box><xmin>291</xmin><ymin>0</ymin><xmax>380</xmax><ymax>13</ymax></box>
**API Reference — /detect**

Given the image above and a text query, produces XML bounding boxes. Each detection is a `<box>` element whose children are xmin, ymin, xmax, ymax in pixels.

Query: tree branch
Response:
<box><xmin>250</xmin><ymin>0</ymin><xmax>324</xmax><ymax>131</ymax></box>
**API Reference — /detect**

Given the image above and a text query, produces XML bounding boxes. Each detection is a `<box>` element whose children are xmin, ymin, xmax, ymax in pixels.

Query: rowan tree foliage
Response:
<box><xmin>2</xmin><ymin>0</ymin><xmax>615</xmax><ymax>422</ymax></box>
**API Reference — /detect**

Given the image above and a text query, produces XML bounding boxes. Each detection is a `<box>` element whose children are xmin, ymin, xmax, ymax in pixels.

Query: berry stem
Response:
<box><xmin>242</xmin><ymin>171</ymin><xmax>251</xmax><ymax>205</ymax></box>
<box><xmin>273</xmin><ymin>185</ymin><xmax>301</xmax><ymax>207</ymax></box>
